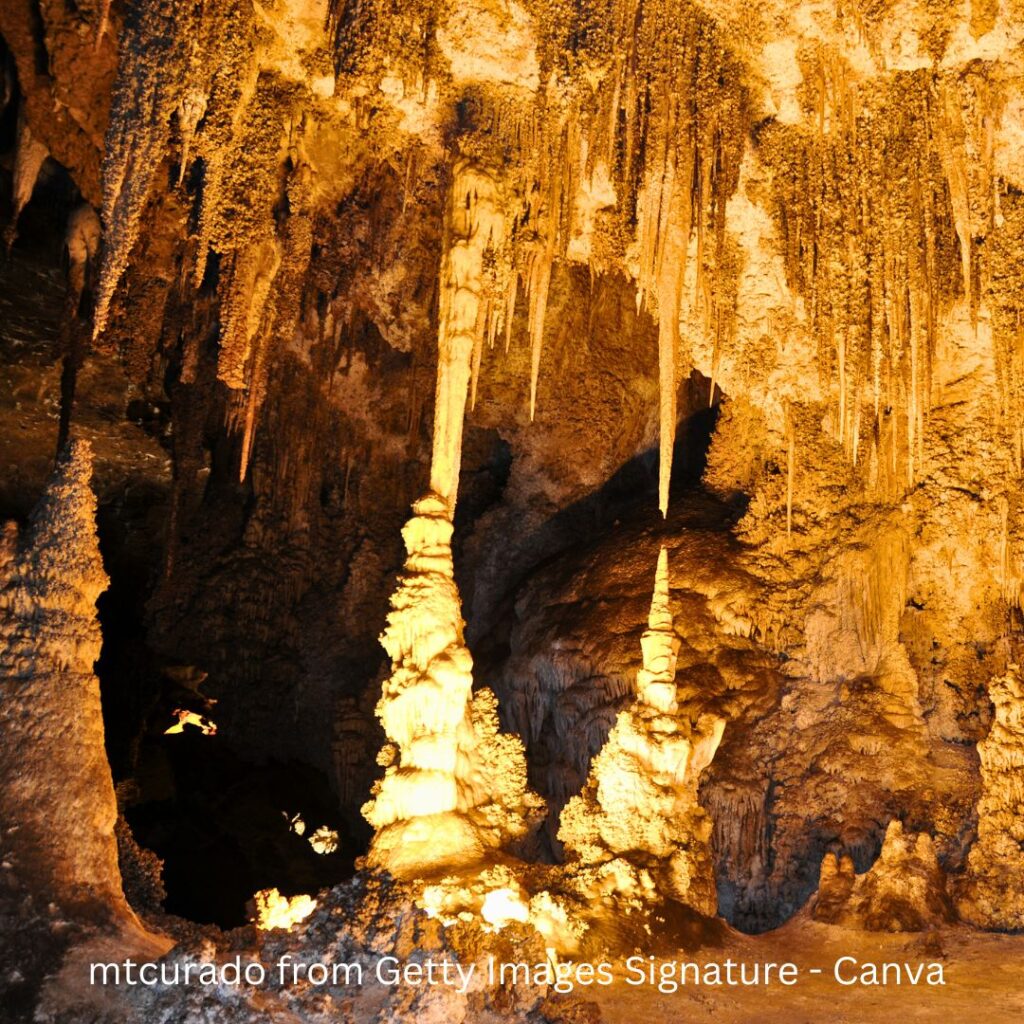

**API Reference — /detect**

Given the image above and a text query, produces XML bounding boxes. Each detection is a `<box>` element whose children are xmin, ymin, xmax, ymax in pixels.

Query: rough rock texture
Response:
<box><xmin>0</xmin><ymin>440</ymin><xmax>125</xmax><ymax>913</ymax></box>
<box><xmin>956</xmin><ymin>666</ymin><xmax>1024</xmax><ymax>930</ymax></box>
<box><xmin>559</xmin><ymin>548</ymin><xmax>725</xmax><ymax>915</ymax></box>
<box><xmin>363</xmin><ymin>494</ymin><xmax>541</xmax><ymax>877</ymax></box>
<box><xmin>1</xmin><ymin>6</ymin><xmax>1024</xmax><ymax>1020</ymax></box>
<box><xmin>34</xmin><ymin>874</ymin><xmax>585</xmax><ymax>1024</ymax></box>
<box><xmin>364</xmin><ymin>155</ymin><xmax>541</xmax><ymax>878</ymax></box>
<box><xmin>812</xmin><ymin>820</ymin><xmax>953</xmax><ymax>932</ymax></box>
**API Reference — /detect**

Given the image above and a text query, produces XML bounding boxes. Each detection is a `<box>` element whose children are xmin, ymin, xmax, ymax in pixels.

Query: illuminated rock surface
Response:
<box><xmin>2</xmin><ymin>0</ymin><xmax>1024</xmax><ymax>1020</ymax></box>
<box><xmin>559</xmin><ymin>548</ymin><xmax>725</xmax><ymax>915</ymax></box>
<box><xmin>0</xmin><ymin>440</ymin><xmax>124</xmax><ymax>913</ymax></box>
<box><xmin>812</xmin><ymin>820</ymin><xmax>953</xmax><ymax>932</ymax></box>
<box><xmin>956</xmin><ymin>666</ymin><xmax>1024</xmax><ymax>930</ymax></box>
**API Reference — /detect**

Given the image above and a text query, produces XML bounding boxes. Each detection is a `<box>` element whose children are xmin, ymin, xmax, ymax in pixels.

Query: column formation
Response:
<box><xmin>363</xmin><ymin>159</ymin><xmax>538</xmax><ymax>879</ymax></box>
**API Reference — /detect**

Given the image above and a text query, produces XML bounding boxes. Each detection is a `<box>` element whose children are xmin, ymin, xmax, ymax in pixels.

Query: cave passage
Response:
<box><xmin>123</xmin><ymin>732</ymin><xmax>357</xmax><ymax>928</ymax></box>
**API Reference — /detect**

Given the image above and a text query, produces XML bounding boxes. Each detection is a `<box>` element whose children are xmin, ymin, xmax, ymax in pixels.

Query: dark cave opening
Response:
<box><xmin>123</xmin><ymin>735</ymin><xmax>355</xmax><ymax>928</ymax></box>
<box><xmin>90</xmin><ymin>482</ymin><xmax>361</xmax><ymax>929</ymax></box>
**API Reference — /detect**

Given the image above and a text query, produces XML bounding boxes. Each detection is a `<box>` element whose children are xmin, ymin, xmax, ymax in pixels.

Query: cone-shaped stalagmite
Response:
<box><xmin>559</xmin><ymin>547</ymin><xmax>725</xmax><ymax>911</ymax></box>
<box><xmin>956</xmin><ymin>667</ymin><xmax>1024</xmax><ymax>930</ymax></box>
<box><xmin>0</xmin><ymin>441</ymin><xmax>127</xmax><ymax>913</ymax></box>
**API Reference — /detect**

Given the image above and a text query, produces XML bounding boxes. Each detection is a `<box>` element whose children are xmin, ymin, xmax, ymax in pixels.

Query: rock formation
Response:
<box><xmin>363</xmin><ymin>494</ymin><xmax>540</xmax><ymax>877</ymax></box>
<box><xmin>559</xmin><ymin>548</ymin><xmax>725</xmax><ymax>914</ymax></box>
<box><xmin>812</xmin><ymin>820</ymin><xmax>953</xmax><ymax>932</ymax></box>
<box><xmin>956</xmin><ymin>667</ymin><xmax>1024</xmax><ymax>930</ymax></box>
<box><xmin>363</xmin><ymin>160</ymin><xmax>538</xmax><ymax>879</ymax></box>
<box><xmin>0</xmin><ymin>440</ymin><xmax>125</xmax><ymax>913</ymax></box>
<box><xmin>3</xmin><ymin>0</ymin><xmax>1024</xmax><ymax>1017</ymax></box>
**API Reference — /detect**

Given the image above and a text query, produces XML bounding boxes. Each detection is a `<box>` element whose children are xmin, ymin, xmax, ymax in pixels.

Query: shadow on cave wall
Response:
<box><xmin>468</xmin><ymin>369</ymin><xmax>743</xmax><ymax>679</ymax></box>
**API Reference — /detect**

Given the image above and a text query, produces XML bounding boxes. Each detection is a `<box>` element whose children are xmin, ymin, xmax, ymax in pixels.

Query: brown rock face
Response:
<box><xmin>812</xmin><ymin>820</ymin><xmax>954</xmax><ymax>932</ymax></box>
<box><xmin>0</xmin><ymin>440</ymin><xmax>124</xmax><ymax>913</ymax></box>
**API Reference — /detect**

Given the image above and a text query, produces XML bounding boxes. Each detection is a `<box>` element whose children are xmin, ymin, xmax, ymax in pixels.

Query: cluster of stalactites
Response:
<box><xmin>558</xmin><ymin>547</ymin><xmax>725</xmax><ymax>913</ymax></box>
<box><xmin>430</xmin><ymin>2</ymin><xmax>746</xmax><ymax>513</ymax></box>
<box><xmin>94</xmin><ymin>0</ymin><xmax>747</xmax><ymax>515</ymax></box>
<box><xmin>92</xmin><ymin>0</ymin><xmax>315</xmax><ymax>480</ymax></box>
<box><xmin>93</xmin><ymin>0</ymin><xmax>197</xmax><ymax>339</ymax></box>
<box><xmin>764</xmin><ymin>64</ymin><xmax>1019</xmax><ymax>493</ymax></box>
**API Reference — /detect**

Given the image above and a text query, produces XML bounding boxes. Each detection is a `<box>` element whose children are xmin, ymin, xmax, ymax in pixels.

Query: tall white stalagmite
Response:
<box><xmin>363</xmin><ymin>159</ymin><xmax>538</xmax><ymax>879</ymax></box>
<box><xmin>559</xmin><ymin>547</ymin><xmax>725</xmax><ymax>912</ymax></box>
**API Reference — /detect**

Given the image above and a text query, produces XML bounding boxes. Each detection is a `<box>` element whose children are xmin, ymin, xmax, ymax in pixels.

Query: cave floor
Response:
<box><xmin>590</xmin><ymin>920</ymin><xmax>1023</xmax><ymax>1023</ymax></box>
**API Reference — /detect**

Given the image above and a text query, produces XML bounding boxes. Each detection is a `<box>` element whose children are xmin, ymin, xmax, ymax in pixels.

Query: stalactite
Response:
<box><xmin>762</xmin><ymin>70</ymin><xmax>965</xmax><ymax>494</ymax></box>
<box><xmin>190</xmin><ymin>56</ymin><xmax>262</xmax><ymax>288</ymax></box>
<box><xmin>94</xmin><ymin>0</ymin><xmax>112</xmax><ymax>50</ymax></box>
<box><xmin>94</xmin><ymin>0</ymin><xmax>194</xmax><ymax>338</ymax></box>
<box><xmin>526</xmin><ymin>236</ymin><xmax>554</xmax><ymax>421</ymax></box>
<box><xmin>439</xmin><ymin>2</ymin><xmax>745</xmax><ymax>511</ymax></box>
<box><xmin>175</xmin><ymin>88</ymin><xmax>208</xmax><ymax>186</ymax></box>
<box><xmin>430</xmin><ymin>157</ymin><xmax>505</xmax><ymax>509</ymax></box>
<box><xmin>3</xmin><ymin>110</ymin><xmax>48</xmax><ymax>251</ymax></box>
<box><xmin>218</xmin><ymin>240</ymin><xmax>283</xmax><ymax>392</ymax></box>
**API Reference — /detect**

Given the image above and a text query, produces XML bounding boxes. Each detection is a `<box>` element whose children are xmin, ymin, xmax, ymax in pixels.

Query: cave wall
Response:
<box><xmin>1</xmin><ymin>0</ymin><xmax>1023</xmax><ymax>932</ymax></box>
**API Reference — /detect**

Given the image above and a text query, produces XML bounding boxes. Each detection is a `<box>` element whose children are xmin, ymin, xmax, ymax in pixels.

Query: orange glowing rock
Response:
<box><xmin>559</xmin><ymin>547</ymin><xmax>725</xmax><ymax>913</ymax></box>
<box><xmin>480</xmin><ymin>887</ymin><xmax>530</xmax><ymax>930</ymax></box>
<box><xmin>164</xmin><ymin>709</ymin><xmax>217</xmax><ymax>736</ymax></box>
<box><xmin>254</xmin><ymin>888</ymin><xmax>316</xmax><ymax>931</ymax></box>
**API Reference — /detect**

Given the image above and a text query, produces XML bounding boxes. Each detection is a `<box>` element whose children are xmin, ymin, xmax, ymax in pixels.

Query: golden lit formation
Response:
<box><xmin>2</xmin><ymin>0</ymin><xmax>1024</xmax><ymax>1021</ymax></box>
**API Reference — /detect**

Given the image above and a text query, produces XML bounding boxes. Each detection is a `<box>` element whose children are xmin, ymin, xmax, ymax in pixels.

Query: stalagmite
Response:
<box><xmin>0</xmin><ymin>441</ymin><xmax>128</xmax><ymax>913</ymax></box>
<box><xmin>363</xmin><ymin>159</ymin><xmax>538</xmax><ymax>879</ymax></box>
<box><xmin>956</xmin><ymin>667</ymin><xmax>1024</xmax><ymax>930</ymax></box>
<box><xmin>362</xmin><ymin>493</ymin><xmax>539</xmax><ymax>878</ymax></box>
<box><xmin>559</xmin><ymin>547</ymin><xmax>725</xmax><ymax>912</ymax></box>
<box><xmin>813</xmin><ymin>821</ymin><xmax>952</xmax><ymax>931</ymax></box>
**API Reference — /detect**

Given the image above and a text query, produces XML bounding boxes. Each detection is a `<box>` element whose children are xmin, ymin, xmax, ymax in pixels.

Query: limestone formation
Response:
<box><xmin>956</xmin><ymin>667</ymin><xmax>1024</xmax><ymax>931</ymax></box>
<box><xmin>4</xmin><ymin>0</ymin><xmax>1024</xmax><ymax>1017</ymax></box>
<box><xmin>4</xmin><ymin>108</ymin><xmax>48</xmax><ymax>251</ymax></box>
<box><xmin>430</xmin><ymin>158</ymin><xmax>505</xmax><ymax>512</ymax></box>
<box><xmin>559</xmin><ymin>548</ymin><xmax>725</xmax><ymax>914</ymax></box>
<box><xmin>361</xmin><ymin>158</ymin><xmax>539</xmax><ymax>878</ymax></box>
<box><xmin>813</xmin><ymin>821</ymin><xmax>953</xmax><ymax>932</ymax></box>
<box><xmin>0</xmin><ymin>440</ymin><xmax>125</xmax><ymax>913</ymax></box>
<box><xmin>362</xmin><ymin>493</ymin><xmax>540</xmax><ymax>878</ymax></box>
